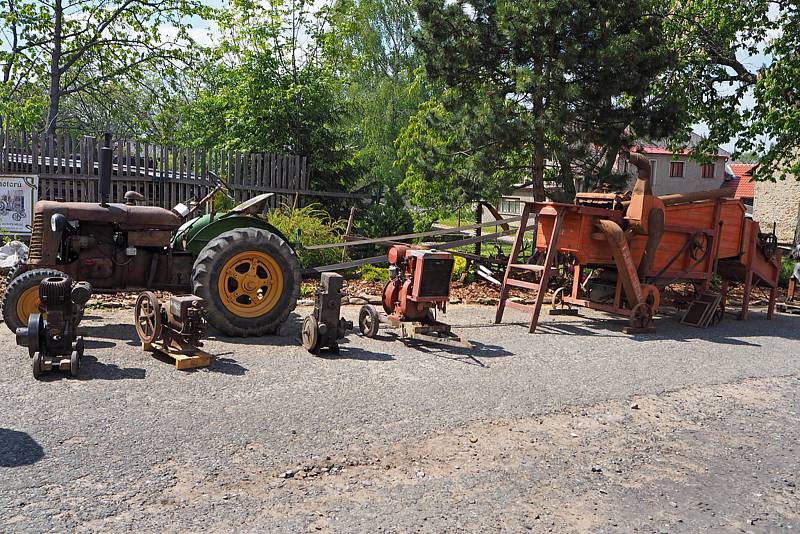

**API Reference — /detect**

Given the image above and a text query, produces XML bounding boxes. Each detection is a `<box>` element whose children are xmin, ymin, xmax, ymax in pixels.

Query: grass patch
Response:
<box><xmin>436</xmin><ymin>207</ymin><xmax>477</xmax><ymax>228</ymax></box>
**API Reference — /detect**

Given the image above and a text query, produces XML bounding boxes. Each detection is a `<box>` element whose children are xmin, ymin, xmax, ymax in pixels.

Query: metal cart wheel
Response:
<box><xmin>301</xmin><ymin>315</ymin><xmax>320</xmax><ymax>353</ymax></box>
<box><xmin>135</xmin><ymin>291</ymin><xmax>162</xmax><ymax>344</ymax></box>
<box><xmin>629</xmin><ymin>302</ymin><xmax>654</xmax><ymax>329</ymax></box>
<box><xmin>32</xmin><ymin>352</ymin><xmax>43</xmax><ymax>379</ymax></box>
<box><xmin>359</xmin><ymin>305</ymin><xmax>380</xmax><ymax>338</ymax></box>
<box><xmin>69</xmin><ymin>350</ymin><xmax>80</xmax><ymax>377</ymax></box>
<box><xmin>25</xmin><ymin>314</ymin><xmax>44</xmax><ymax>357</ymax></box>
<box><xmin>551</xmin><ymin>287</ymin><xmax>571</xmax><ymax>311</ymax></box>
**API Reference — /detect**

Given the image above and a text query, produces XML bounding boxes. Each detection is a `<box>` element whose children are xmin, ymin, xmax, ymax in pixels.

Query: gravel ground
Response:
<box><xmin>0</xmin><ymin>304</ymin><xmax>799</xmax><ymax>533</ymax></box>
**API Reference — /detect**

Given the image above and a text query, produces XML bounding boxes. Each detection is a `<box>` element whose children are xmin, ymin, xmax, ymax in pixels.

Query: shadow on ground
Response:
<box><xmin>463</xmin><ymin>308</ymin><xmax>800</xmax><ymax>347</ymax></box>
<box><xmin>0</xmin><ymin>429</ymin><xmax>44</xmax><ymax>467</ymax></box>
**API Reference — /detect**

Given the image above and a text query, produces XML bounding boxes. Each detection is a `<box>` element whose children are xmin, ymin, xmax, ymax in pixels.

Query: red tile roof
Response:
<box><xmin>725</xmin><ymin>163</ymin><xmax>756</xmax><ymax>199</ymax></box>
<box><xmin>639</xmin><ymin>145</ymin><xmax>727</xmax><ymax>157</ymax></box>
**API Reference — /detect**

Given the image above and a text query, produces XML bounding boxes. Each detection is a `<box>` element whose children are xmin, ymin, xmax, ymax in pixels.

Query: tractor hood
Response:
<box><xmin>35</xmin><ymin>200</ymin><xmax>181</xmax><ymax>231</ymax></box>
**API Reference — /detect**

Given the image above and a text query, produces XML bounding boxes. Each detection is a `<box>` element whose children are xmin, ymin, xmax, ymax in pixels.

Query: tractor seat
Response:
<box><xmin>124</xmin><ymin>191</ymin><xmax>145</xmax><ymax>205</ymax></box>
<box><xmin>229</xmin><ymin>193</ymin><xmax>274</xmax><ymax>215</ymax></box>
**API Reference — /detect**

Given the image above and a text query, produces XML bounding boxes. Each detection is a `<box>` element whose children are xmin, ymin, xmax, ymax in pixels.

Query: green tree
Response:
<box><xmin>175</xmin><ymin>0</ymin><xmax>354</xmax><ymax>194</ymax></box>
<box><xmin>0</xmin><ymin>0</ymin><xmax>210</xmax><ymax>134</ymax></box>
<box><xmin>656</xmin><ymin>0</ymin><xmax>799</xmax><ymax>179</ymax></box>
<box><xmin>399</xmin><ymin>0</ymin><xmax>680</xmax><ymax>209</ymax></box>
<box><xmin>328</xmin><ymin>0</ymin><xmax>429</xmax><ymax>234</ymax></box>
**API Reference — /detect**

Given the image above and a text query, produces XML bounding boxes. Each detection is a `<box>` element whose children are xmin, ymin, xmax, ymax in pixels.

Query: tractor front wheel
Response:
<box><xmin>2</xmin><ymin>268</ymin><xmax>68</xmax><ymax>333</ymax></box>
<box><xmin>191</xmin><ymin>228</ymin><xmax>301</xmax><ymax>337</ymax></box>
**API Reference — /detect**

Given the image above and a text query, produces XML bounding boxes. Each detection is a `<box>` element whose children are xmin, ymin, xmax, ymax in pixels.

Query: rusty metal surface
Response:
<box><xmin>659</xmin><ymin>189</ymin><xmax>732</xmax><ymax>206</ymax></box>
<box><xmin>34</xmin><ymin>201</ymin><xmax>181</xmax><ymax>230</ymax></box>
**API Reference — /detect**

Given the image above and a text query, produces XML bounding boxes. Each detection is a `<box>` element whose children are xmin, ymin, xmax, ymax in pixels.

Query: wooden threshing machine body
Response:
<box><xmin>495</xmin><ymin>153</ymin><xmax>781</xmax><ymax>332</ymax></box>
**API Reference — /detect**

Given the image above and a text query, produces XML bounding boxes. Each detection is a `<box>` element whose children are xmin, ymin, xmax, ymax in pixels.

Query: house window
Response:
<box><xmin>499</xmin><ymin>198</ymin><xmax>520</xmax><ymax>215</ymax></box>
<box><xmin>670</xmin><ymin>161</ymin><xmax>684</xmax><ymax>178</ymax></box>
<box><xmin>650</xmin><ymin>160</ymin><xmax>657</xmax><ymax>186</ymax></box>
<box><xmin>701</xmin><ymin>163</ymin><xmax>715</xmax><ymax>178</ymax></box>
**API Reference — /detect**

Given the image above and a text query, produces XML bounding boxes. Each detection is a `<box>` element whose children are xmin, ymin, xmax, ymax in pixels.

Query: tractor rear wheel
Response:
<box><xmin>2</xmin><ymin>268</ymin><xmax>68</xmax><ymax>333</ymax></box>
<box><xmin>191</xmin><ymin>228</ymin><xmax>301</xmax><ymax>337</ymax></box>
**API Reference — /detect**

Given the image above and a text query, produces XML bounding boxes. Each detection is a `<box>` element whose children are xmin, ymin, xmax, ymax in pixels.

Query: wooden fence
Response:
<box><xmin>0</xmin><ymin>130</ymin><xmax>312</xmax><ymax>209</ymax></box>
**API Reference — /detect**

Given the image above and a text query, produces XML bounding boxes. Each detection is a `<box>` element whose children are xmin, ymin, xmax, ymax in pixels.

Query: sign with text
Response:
<box><xmin>0</xmin><ymin>175</ymin><xmax>37</xmax><ymax>235</ymax></box>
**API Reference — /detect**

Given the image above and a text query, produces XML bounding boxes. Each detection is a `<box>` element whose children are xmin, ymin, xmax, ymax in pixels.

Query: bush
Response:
<box><xmin>265</xmin><ymin>203</ymin><xmax>347</xmax><ymax>268</ymax></box>
<box><xmin>780</xmin><ymin>255</ymin><xmax>795</xmax><ymax>287</ymax></box>
<box><xmin>355</xmin><ymin>189</ymin><xmax>414</xmax><ymax>239</ymax></box>
<box><xmin>451</xmin><ymin>255</ymin><xmax>475</xmax><ymax>283</ymax></box>
<box><xmin>358</xmin><ymin>264</ymin><xmax>390</xmax><ymax>282</ymax></box>
<box><xmin>213</xmin><ymin>190</ymin><xmax>235</xmax><ymax>212</ymax></box>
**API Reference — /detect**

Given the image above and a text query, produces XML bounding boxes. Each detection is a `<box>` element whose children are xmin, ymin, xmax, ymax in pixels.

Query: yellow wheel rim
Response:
<box><xmin>16</xmin><ymin>285</ymin><xmax>41</xmax><ymax>324</ymax></box>
<box><xmin>217</xmin><ymin>251</ymin><xmax>284</xmax><ymax>318</ymax></box>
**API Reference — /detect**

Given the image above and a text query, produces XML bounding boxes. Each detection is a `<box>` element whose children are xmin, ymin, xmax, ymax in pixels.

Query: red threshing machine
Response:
<box><xmin>495</xmin><ymin>152</ymin><xmax>782</xmax><ymax>333</ymax></box>
<box><xmin>359</xmin><ymin>245</ymin><xmax>472</xmax><ymax>348</ymax></box>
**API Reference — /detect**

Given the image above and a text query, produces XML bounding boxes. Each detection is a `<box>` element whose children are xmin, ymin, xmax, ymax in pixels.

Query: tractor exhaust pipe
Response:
<box><xmin>99</xmin><ymin>134</ymin><xmax>112</xmax><ymax>206</ymax></box>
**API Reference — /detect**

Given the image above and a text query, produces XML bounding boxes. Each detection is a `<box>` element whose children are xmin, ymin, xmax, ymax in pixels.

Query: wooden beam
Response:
<box><xmin>306</xmin><ymin>217</ymin><xmax>523</xmax><ymax>251</ymax></box>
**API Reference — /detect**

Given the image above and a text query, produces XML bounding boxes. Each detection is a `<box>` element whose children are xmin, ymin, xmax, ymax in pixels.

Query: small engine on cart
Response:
<box><xmin>301</xmin><ymin>272</ymin><xmax>353</xmax><ymax>354</ymax></box>
<box><xmin>15</xmin><ymin>275</ymin><xmax>92</xmax><ymax>379</ymax></box>
<box><xmin>359</xmin><ymin>246</ymin><xmax>471</xmax><ymax>349</ymax></box>
<box><xmin>135</xmin><ymin>292</ymin><xmax>210</xmax><ymax>369</ymax></box>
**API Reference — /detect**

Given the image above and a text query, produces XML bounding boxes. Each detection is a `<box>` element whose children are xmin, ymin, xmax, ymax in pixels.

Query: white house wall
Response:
<box><xmin>628</xmin><ymin>154</ymin><xmax>727</xmax><ymax>196</ymax></box>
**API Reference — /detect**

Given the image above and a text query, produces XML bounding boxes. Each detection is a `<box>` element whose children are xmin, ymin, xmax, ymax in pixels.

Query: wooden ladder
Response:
<box><xmin>494</xmin><ymin>204</ymin><xmax>566</xmax><ymax>333</ymax></box>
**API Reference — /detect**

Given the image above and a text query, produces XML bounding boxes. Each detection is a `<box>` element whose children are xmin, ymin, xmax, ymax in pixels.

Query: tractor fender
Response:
<box><xmin>173</xmin><ymin>213</ymin><xmax>295</xmax><ymax>257</ymax></box>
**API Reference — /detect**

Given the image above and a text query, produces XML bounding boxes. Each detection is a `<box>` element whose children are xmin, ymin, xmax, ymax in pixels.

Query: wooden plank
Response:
<box><xmin>71</xmin><ymin>138</ymin><xmax>77</xmax><ymax>198</ymax></box>
<box><xmin>269</xmin><ymin>154</ymin><xmax>277</xmax><ymax>208</ymax></box>
<box><xmin>44</xmin><ymin>134</ymin><xmax>51</xmax><ymax>176</ymax></box>
<box><xmin>115</xmin><ymin>137</ymin><xmax>122</xmax><ymax>177</ymax></box>
<box><xmin>238</xmin><ymin>186</ymin><xmax>369</xmax><ymax>200</ymax></box>
<box><xmin>234</xmin><ymin>151</ymin><xmax>241</xmax><ymax>202</ymax></box>
<box><xmin>299</xmin><ymin>156</ymin><xmax>307</xmax><ymax>207</ymax></box>
<box><xmin>133</xmin><ymin>141</ymin><xmax>140</xmax><ymax>178</ymax></box>
<box><xmin>9</xmin><ymin>128</ymin><xmax>15</xmax><ymax>172</ymax></box>
<box><xmin>52</xmin><ymin>134</ymin><xmax>60</xmax><ymax>176</ymax></box>
<box><xmin>65</xmin><ymin>136</ymin><xmax>72</xmax><ymax>175</ymax></box>
<box><xmin>61</xmin><ymin>133</ymin><xmax>67</xmax><ymax>175</ymax></box>
<box><xmin>1</xmin><ymin>128</ymin><xmax>7</xmax><ymax>173</ymax></box>
<box><xmin>307</xmin><ymin>219</ymin><xmax>523</xmax><ymax>250</ymax></box>
<box><xmin>10</xmin><ymin>129</ymin><xmax>16</xmax><ymax>171</ymax></box>
<box><xmin>78</xmin><ymin>136</ymin><xmax>85</xmax><ymax>175</ymax></box>
<box><xmin>282</xmin><ymin>154</ymin><xmax>289</xmax><ymax>205</ymax></box>
<box><xmin>307</xmin><ymin>228</ymin><xmax>521</xmax><ymax>274</ymax></box>
<box><xmin>249</xmin><ymin>152</ymin><xmax>256</xmax><ymax>189</ymax></box>
<box><xmin>279</xmin><ymin>155</ymin><xmax>287</xmax><ymax>206</ymax></box>
<box><xmin>30</xmin><ymin>134</ymin><xmax>38</xmax><ymax>175</ymax></box>
<box><xmin>170</xmin><ymin>145</ymin><xmax>177</xmax><ymax>206</ymax></box>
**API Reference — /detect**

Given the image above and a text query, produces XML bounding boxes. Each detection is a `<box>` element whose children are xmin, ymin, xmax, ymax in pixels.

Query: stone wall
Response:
<box><xmin>753</xmin><ymin>173</ymin><xmax>800</xmax><ymax>245</ymax></box>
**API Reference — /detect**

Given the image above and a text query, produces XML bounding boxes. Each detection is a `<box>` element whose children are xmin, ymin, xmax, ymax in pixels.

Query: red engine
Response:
<box><xmin>382</xmin><ymin>245</ymin><xmax>455</xmax><ymax>322</ymax></box>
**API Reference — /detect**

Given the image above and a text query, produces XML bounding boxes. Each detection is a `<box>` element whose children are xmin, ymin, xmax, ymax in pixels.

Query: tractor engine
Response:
<box><xmin>382</xmin><ymin>246</ymin><xmax>455</xmax><ymax>322</ymax></box>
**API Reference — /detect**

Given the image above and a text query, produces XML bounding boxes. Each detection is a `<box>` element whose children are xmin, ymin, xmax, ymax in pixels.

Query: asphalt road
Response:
<box><xmin>0</xmin><ymin>304</ymin><xmax>798</xmax><ymax>532</ymax></box>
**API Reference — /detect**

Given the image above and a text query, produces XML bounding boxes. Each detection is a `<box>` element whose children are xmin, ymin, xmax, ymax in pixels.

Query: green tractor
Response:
<box><xmin>2</xmin><ymin>149</ymin><xmax>301</xmax><ymax>337</ymax></box>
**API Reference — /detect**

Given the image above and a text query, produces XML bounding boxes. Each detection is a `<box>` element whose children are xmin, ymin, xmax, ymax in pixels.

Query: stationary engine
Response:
<box><xmin>301</xmin><ymin>273</ymin><xmax>353</xmax><ymax>354</ymax></box>
<box><xmin>358</xmin><ymin>246</ymin><xmax>470</xmax><ymax>348</ymax></box>
<box><xmin>15</xmin><ymin>275</ymin><xmax>92</xmax><ymax>378</ymax></box>
<box><xmin>381</xmin><ymin>245</ymin><xmax>455</xmax><ymax>322</ymax></box>
<box><xmin>135</xmin><ymin>292</ymin><xmax>210</xmax><ymax>369</ymax></box>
